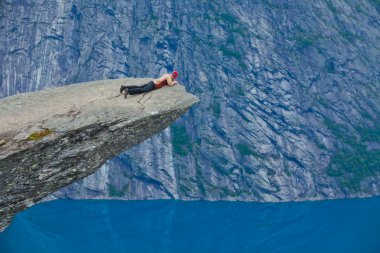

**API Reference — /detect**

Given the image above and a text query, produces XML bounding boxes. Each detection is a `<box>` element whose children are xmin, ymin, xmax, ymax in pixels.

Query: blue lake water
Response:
<box><xmin>1</xmin><ymin>197</ymin><xmax>380</xmax><ymax>253</ymax></box>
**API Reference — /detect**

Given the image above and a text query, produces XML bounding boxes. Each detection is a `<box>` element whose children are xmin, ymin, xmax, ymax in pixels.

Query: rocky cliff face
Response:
<box><xmin>0</xmin><ymin>78</ymin><xmax>198</xmax><ymax>231</ymax></box>
<box><xmin>1</xmin><ymin>1</ymin><xmax>379</xmax><ymax>202</ymax></box>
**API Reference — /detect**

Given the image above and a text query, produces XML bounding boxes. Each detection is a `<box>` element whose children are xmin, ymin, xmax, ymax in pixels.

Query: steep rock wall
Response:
<box><xmin>0</xmin><ymin>1</ymin><xmax>379</xmax><ymax>202</ymax></box>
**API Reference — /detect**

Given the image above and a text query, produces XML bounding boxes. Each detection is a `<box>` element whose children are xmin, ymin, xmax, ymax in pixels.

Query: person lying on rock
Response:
<box><xmin>120</xmin><ymin>71</ymin><xmax>179</xmax><ymax>98</ymax></box>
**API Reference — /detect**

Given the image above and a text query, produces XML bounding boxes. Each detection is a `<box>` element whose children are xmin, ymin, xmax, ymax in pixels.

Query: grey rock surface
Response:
<box><xmin>0</xmin><ymin>78</ymin><xmax>198</xmax><ymax>232</ymax></box>
<box><xmin>0</xmin><ymin>1</ymin><xmax>380</xmax><ymax>204</ymax></box>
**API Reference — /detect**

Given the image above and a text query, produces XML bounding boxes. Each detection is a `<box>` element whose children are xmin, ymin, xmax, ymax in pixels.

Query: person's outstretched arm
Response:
<box><xmin>167</xmin><ymin>76</ymin><xmax>178</xmax><ymax>86</ymax></box>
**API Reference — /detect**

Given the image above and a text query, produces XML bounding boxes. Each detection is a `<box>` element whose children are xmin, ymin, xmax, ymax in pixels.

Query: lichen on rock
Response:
<box><xmin>27</xmin><ymin>129</ymin><xmax>55</xmax><ymax>141</ymax></box>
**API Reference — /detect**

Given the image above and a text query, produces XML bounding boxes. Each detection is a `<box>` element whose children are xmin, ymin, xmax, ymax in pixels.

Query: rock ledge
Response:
<box><xmin>0</xmin><ymin>78</ymin><xmax>199</xmax><ymax>232</ymax></box>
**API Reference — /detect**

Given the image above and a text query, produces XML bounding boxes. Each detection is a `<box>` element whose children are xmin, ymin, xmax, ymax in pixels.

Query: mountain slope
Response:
<box><xmin>1</xmin><ymin>0</ymin><xmax>380</xmax><ymax>201</ymax></box>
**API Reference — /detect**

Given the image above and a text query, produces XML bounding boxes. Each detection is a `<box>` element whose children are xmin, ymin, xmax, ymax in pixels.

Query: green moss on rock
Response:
<box><xmin>236</xmin><ymin>143</ymin><xmax>261</xmax><ymax>158</ymax></box>
<box><xmin>27</xmin><ymin>129</ymin><xmax>54</xmax><ymax>141</ymax></box>
<box><xmin>325</xmin><ymin>118</ymin><xmax>380</xmax><ymax>191</ymax></box>
<box><xmin>171</xmin><ymin>125</ymin><xmax>192</xmax><ymax>156</ymax></box>
<box><xmin>108</xmin><ymin>184</ymin><xmax>128</xmax><ymax>197</ymax></box>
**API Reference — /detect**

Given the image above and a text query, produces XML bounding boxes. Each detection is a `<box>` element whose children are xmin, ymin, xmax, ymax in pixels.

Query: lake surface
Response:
<box><xmin>1</xmin><ymin>197</ymin><xmax>380</xmax><ymax>253</ymax></box>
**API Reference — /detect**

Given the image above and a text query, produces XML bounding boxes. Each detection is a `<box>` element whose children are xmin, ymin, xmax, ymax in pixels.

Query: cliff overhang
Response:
<box><xmin>0</xmin><ymin>78</ymin><xmax>199</xmax><ymax>232</ymax></box>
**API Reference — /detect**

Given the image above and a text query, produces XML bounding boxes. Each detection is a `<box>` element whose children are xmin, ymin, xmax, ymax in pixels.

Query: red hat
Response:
<box><xmin>172</xmin><ymin>70</ymin><xmax>178</xmax><ymax>79</ymax></box>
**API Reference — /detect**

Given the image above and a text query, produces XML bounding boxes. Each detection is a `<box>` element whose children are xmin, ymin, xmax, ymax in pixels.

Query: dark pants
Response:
<box><xmin>124</xmin><ymin>81</ymin><xmax>155</xmax><ymax>95</ymax></box>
